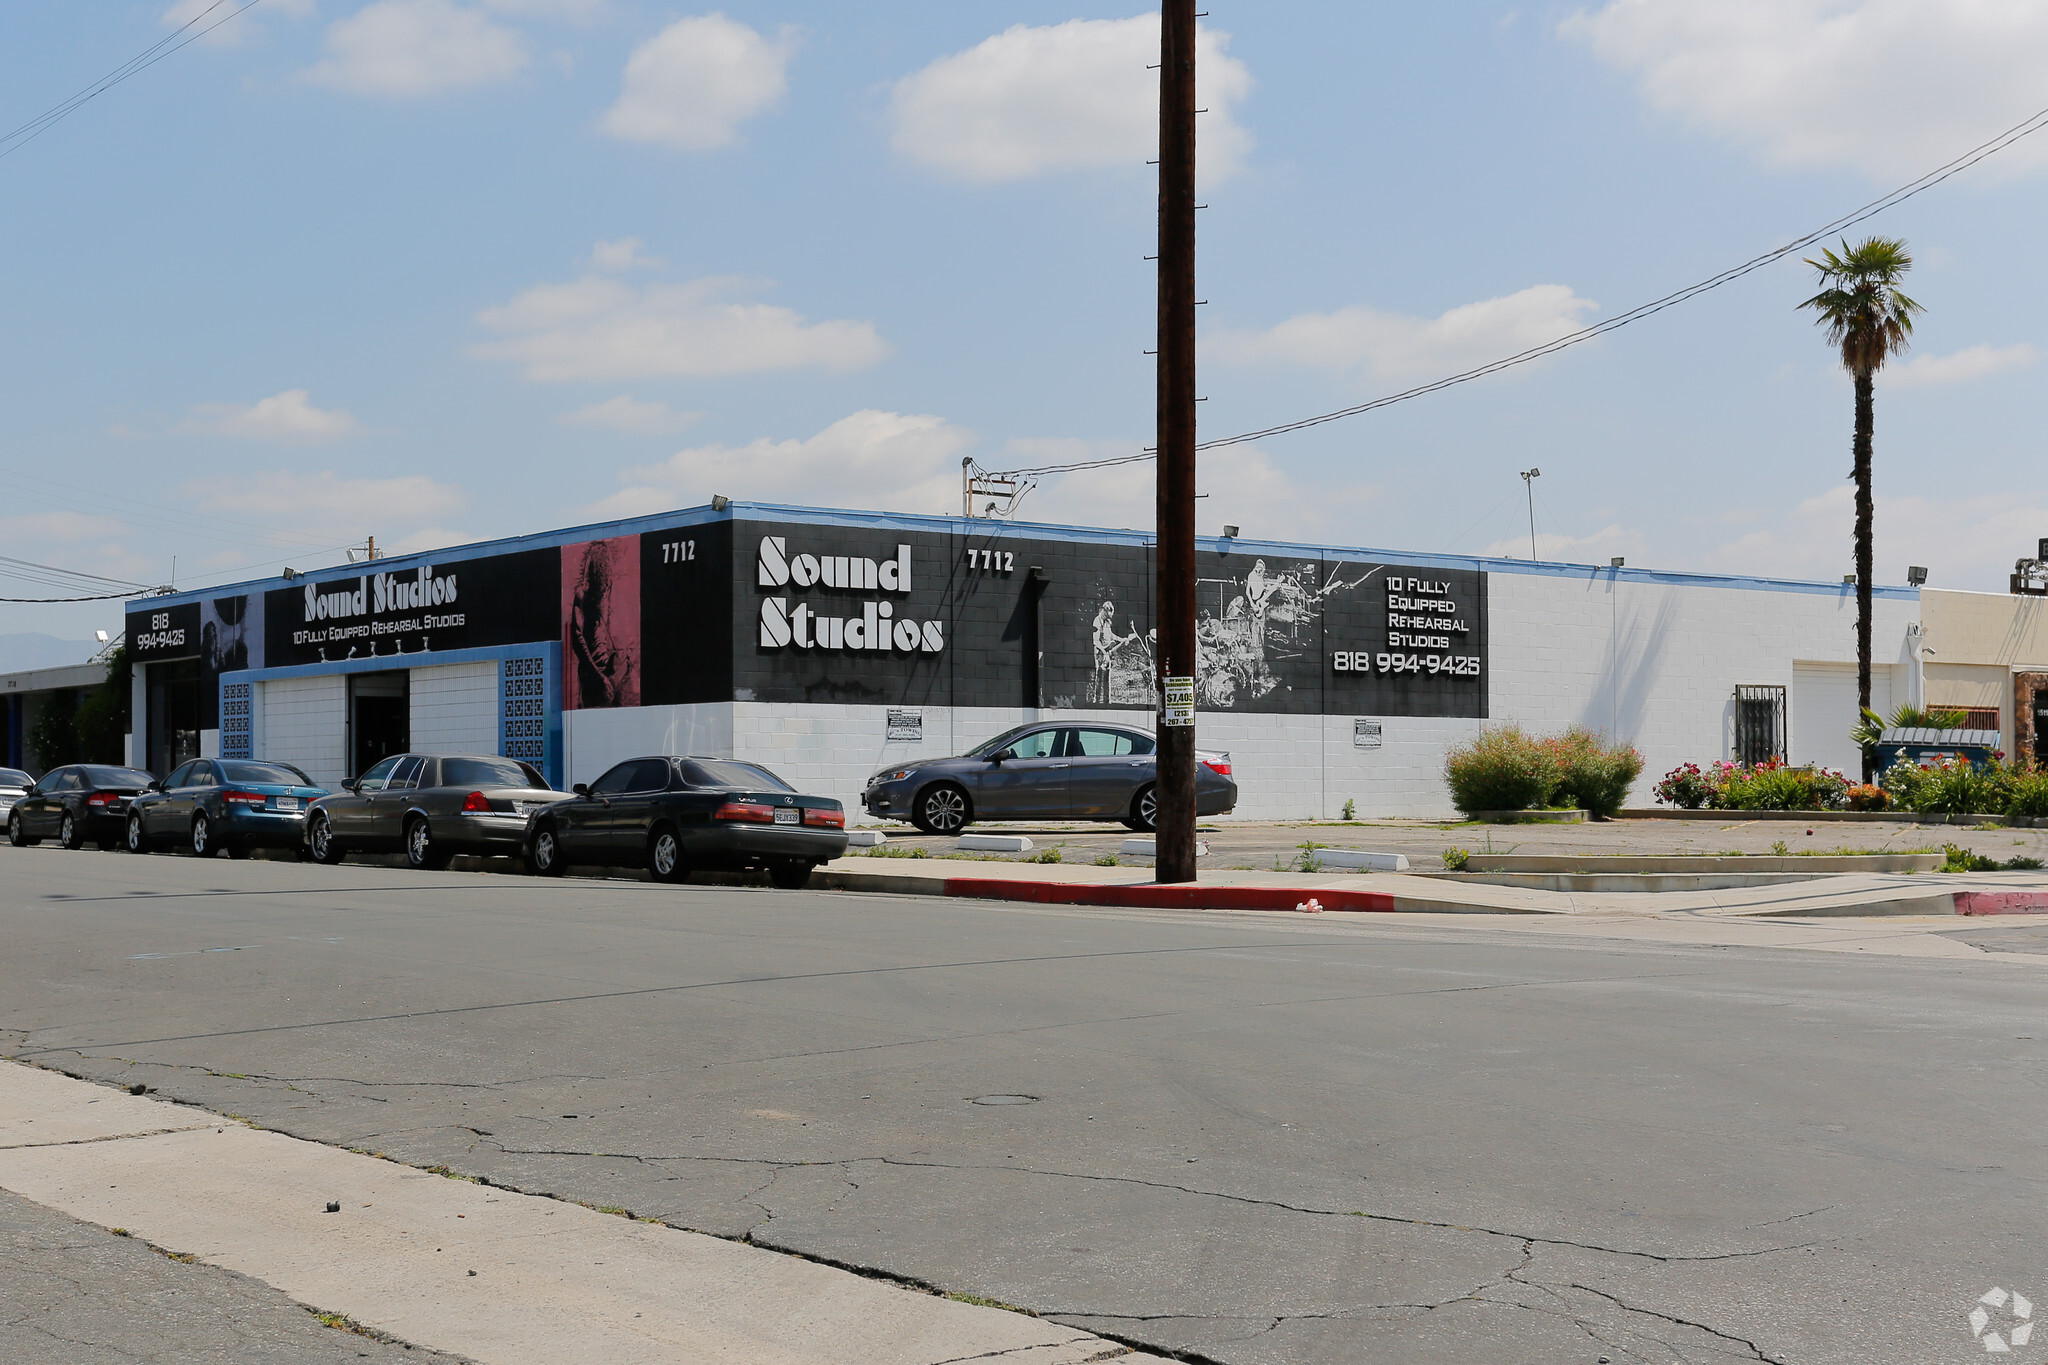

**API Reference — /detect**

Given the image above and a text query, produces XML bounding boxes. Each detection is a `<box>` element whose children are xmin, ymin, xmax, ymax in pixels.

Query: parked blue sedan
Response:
<box><xmin>127</xmin><ymin>758</ymin><xmax>330</xmax><ymax>858</ymax></box>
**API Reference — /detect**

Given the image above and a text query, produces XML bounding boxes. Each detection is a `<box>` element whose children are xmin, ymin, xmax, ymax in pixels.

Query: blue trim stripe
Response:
<box><xmin>134</xmin><ymin>500</ymin><xmax>1919</xmax><ymax>607</ymax></box>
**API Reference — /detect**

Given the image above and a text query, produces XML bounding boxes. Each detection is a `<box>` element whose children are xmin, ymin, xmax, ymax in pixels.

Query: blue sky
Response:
<box><xmin>4</xmin><ymin>0</ymin><xmax>2047</xmax><ymax>645</ymax></box>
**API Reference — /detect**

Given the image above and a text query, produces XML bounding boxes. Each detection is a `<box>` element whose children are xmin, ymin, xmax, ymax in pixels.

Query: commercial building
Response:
<box><xmin>122</xmin><ymin>502</ymin><xmax>1920</xmax><ymax>819</ymax></box>
<box><xmin>1916</xmin><ymin>588</ymin><xmax>2048</xmax><ymax>761</ymax></box>
<box><xmin>2</xmin><ymin>661</ymin><xmax>112</xmax><ymax>776</ymax></box>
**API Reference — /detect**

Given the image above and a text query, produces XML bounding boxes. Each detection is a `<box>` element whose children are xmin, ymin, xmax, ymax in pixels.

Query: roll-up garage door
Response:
<box><xmin>1792</xmin><ymin>662</ymin><xmax>1892</xmax><ymax>774</ymax></box>
<box><xmin>410</xmin><ymin>661</ymin><xmax>499</xmax><ymax>757</ymax></box>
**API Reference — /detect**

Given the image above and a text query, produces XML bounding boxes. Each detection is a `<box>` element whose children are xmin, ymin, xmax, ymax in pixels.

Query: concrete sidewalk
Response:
<box><xmin>0</xmin><ymin>1062</ymin><xmax>1160</xmax><ymax>1365</ymax></box>
<box><xmin>819</xmin><ymin>856</ymin><xmax>2048</xmax><ymax>919</ymax></box>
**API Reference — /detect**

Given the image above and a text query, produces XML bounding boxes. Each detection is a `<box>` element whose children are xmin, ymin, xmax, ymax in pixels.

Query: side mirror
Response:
<box><xmin>341</xmin><ymin>778</ymin><xmax>359</xmax><ymax>793</ymax></box>
<box><xmin>572</xmin><ymin>783</ymin><xmax>591</xmax><ymax>797</ymax></box>
<box><xmin>986</xmin><ymin>751</ymin><xmax>1008</xmax><ymax>765</ymax></box>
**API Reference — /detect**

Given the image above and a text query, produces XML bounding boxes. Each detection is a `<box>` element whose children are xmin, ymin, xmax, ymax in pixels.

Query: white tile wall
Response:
<box><xmin>261</xmin><ymin>674</ymin><xmax>349</xmax><ymax>787</ymax></box>
<box><xmin>411</xmin><ymin>661</ymin><xmax>499</xmax><ymax>757</ymax></box>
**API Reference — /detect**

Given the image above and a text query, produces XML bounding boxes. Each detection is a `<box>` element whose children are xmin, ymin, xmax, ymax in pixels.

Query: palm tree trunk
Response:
<box><xmin>1853</xmin><ymin>368</ymin><xmax>1875</xmax><ymax>781</ymax></box>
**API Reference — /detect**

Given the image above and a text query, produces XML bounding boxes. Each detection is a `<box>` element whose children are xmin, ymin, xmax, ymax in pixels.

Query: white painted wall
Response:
<box><xmin>261</xmin><ymin>675</ymin><xmax>349</xmax><ymax>787</ymax></box>
<box><xmin>410</xmin><ymin>661</ymin><xmax>498</xmax><ymax>757</ymax></box>
<box><xmin>1792</xmin><ymin>661</ymin><xmax>1893</xmax><ymax>774</ymax></box>
<box><xmin>563</xmin><ymin>703</ymin><xmax>734</xmax><ymax>789</ymax></box>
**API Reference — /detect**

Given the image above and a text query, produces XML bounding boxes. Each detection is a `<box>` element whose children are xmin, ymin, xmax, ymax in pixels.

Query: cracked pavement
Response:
<box><xmin>5</xmin><ymin>847</ymin><xmax>2045</xmax><ymax>1362</ymax></box>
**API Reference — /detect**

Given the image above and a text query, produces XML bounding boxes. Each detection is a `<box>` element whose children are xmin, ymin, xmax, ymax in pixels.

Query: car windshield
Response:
<box><xmin>442</xmin><ymin>757</ymin><xmax>546</xmax><ymax>789</ymax></box>
<box><xmin>965</xmin><ymin>726</ymin><xmax>1039</xmax><ymax>759</ymax></box>
<box><xmin>678</xmin><ymin>759</ymin><xmax>794</xmax><ymax>792</ymax></box>
<box><xmin>219</xmin><ymin>760</ymin><xmax>314</xmax><ymax>786</ymax></box>
<box><xmin>0</xmin><ymin>768</ymin><xmax>28</xmax><ymax>787</ymax></box>
<box><xmin>80</xmin><ymin>766</ymin><xmax>153</xmax><ymax>788</ymax></box>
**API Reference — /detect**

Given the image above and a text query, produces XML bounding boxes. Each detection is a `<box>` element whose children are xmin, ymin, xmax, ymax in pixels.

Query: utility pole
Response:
<box><xmin>1154</xmin><ymin>0</ymin><xmax>1198</xmax><ymax>884</ymax></box>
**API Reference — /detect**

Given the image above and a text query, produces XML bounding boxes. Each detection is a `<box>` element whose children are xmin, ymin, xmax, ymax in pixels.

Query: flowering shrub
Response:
<box><xmin>1442</xmin><ymin>725</ymin><xmax>1642</xmax><ymax>816</ymax></box>
<box><xmin>2006</xmin><ymin>770</ymin><xmax>2048</xmax><ymax>819</ymax></box>
<box><xmin>1442</xmin><ymin>725</ymin><xmax>1557</xmax><ymax>814</ymax></box>
<box><xmin>1843</xmin><ymin>783</ymin><xmax>1889</xmax><ymax>811</ymax></box>
<box><xmin>1654</xmin><ymin>763</ymin><xmax>1714</xmax><ymax>809</ymax></box>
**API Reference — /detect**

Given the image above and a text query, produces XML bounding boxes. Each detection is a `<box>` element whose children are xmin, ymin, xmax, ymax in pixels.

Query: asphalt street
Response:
<box><xmin>4</xmin><ymin>842</ymin><xmax>2045</xmax><ymax>1364</ymax></box>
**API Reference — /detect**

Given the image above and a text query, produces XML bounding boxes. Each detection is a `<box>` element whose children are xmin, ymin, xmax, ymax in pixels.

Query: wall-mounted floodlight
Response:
<box><xmin>1222</xmin><ymin>525</ymin><xmax>1240</xmax><ymax>538</ymax></box>
<box><xmin>1843</xmin><ymin>574</ymin><xmax>1857</xmax><ymax>585</ymax></box>
<box><xmin>1907</xmin><ymin>566</ymin><xmax>1928</xmax><ymax>586</ymax></box>
<box><xmin>281</xmin><ymin>567</ymin><xmax>301</xmax><ymax>580</ymax></box>
<box><xmin>710</xmin><ymin>495</ymin><xmax>730</xmax><ymax>512</ymax></box>
<box><xmin>95</xmin><ymin>630</ymin><xmax>109</xmax><ymax>643</ymax></box>
<box><xmin>1610</xmin><ymin>557</ymin><xmax>1625</xmax><ymax>568</ymax></box>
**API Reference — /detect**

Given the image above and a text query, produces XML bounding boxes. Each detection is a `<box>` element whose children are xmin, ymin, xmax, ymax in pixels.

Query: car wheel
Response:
<box><xmin>769</xmin><ymin>860</ymin><xmax>813</xmax><ymax>890</ymax></box>
<box><xmin>910</xmin><ymin>783</ymin><xmax>971</xmax><ymax>835</ymax></box>
<box><xmin>307</xmin><ymin>814</ymin><xmax>347</xmax><ymax>865</ymax></box>
<box><xmin>405</xmin><ymin>816</ymin><xmax>451</xmax><ymax>871</ymax></box>
<box><xmin>59</xmin><ymin>812</ymin><xmax>85</xmax><ymax>851</ymax></box>
<box><xmin>191</xmin><ymin>812</ymin><xmax>219</xmax><ymax>858</ymax></box>
<box><xmin>127</xmin><ymin>814</ymin><xmax>153</xmax><ymax>854</ymax></box>
<box><xmin>1124</xmin><ymin>784</ymin><xmax>1158</xmax><ymax>834</ymax></box>
<box><xmin>8</xmin><ymin>811</ymin><xmax>37</xmax><ymax>847</ymax></box>
<box><xmin>648</xmin><ymin>824</ymin><xmax>688</xmax><ymax>884</ymax></box>
<box><xmin>526</xmin><ymin>823</ymin><xmax>566</xmax><ymax>876</ymax></box>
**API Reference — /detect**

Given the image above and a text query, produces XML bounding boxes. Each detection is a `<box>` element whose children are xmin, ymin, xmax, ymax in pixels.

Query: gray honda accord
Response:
<box><xmin>861</xmin><ymin>721</ymin><xmax>1236</xmax><ymax>834</ymax></box>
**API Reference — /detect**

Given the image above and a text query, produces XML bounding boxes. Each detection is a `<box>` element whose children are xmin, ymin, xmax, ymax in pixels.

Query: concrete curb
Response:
<box><xmin>0</xmin><ymin>1061</ymin><xmax>1165</xmax><ymax>1365</ymax></box>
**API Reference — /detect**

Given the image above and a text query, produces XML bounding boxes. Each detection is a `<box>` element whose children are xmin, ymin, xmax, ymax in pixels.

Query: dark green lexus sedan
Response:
<box><xmin>523</xmin><ymin>755</ymin><xmax>848</xmax><ymax>888</ymax></box>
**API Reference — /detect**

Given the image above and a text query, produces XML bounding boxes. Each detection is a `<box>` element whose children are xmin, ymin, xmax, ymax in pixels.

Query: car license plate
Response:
<box><xmin>773</xmin><ymin>807</ymin><xmax>800</xmax><ymax>825</ymax></box>
<box><xmin>275</xmin><ymin>797</ymin><xmax>299</xmax><ymax>812</ymax></box>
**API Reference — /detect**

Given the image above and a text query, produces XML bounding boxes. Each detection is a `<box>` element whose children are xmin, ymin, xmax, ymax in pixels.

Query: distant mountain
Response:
<box><xmin>0</xmin><ymin>633</ymin><xmax>100</xmax><ymax>675</ymax></box>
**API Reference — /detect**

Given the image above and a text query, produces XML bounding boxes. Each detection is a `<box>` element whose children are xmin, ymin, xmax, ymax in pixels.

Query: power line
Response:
<box><xmin>0</xmin><ymin>0</ymin><xmax>267</xmax><ymax>163</ymax></box>
<box><xmin>992</xmin><ymin>99</ymin><xmax>2048</xmax><ymax>479</ymax></box>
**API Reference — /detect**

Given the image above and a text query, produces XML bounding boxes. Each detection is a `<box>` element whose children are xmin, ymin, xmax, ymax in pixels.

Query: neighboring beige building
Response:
<box><xmin>1917</xmin><ymin>588</ymin><xmax>2048</xmax><ymax>761</ymax></box>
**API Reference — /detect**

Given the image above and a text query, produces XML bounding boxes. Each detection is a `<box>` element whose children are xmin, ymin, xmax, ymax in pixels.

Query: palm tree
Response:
<box><xmin>1799</xmin><ymin>236</ymin><xmax>1922</xmax><ymax>780</ymax></box>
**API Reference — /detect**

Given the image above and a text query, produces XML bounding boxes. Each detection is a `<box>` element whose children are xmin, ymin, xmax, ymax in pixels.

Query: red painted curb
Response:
<box><xmin>942</xmin><ymin>878</ymin><xmax>1398</xmax><ymax>913</ymax></box>
<box><xmin>1953</xmin><ymin>891</ymin><xmax>2048</xmax><ymax>916</ymax></box>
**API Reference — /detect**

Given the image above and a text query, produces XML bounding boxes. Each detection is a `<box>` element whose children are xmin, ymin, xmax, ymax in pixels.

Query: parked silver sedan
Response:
<box><xmin>0</xmin><ymin>768</ymin><xmax>29</xmax><ymax>819</ymax></box>
<box><xmin>861</xmin><ymin>722</ymin><xmax>1237</xmax><ymax>834</ymax></box>
<box><xmin>305</xmin><ymin>753</ymin><xmax>569</xmax><ymax>869</ymax></box>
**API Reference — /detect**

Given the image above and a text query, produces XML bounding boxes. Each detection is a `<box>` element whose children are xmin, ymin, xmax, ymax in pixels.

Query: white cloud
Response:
<box><xmin>1706</xmin><ymin>484</ymin><xmax>2045</xmax><ymax>590</ymax></box>
<box><xmin>1482</xmin><ymin>524</ymin><xmax>1646</xmax><ymax>565</ymax></box>
<box><xmin>0</xmin><ymin>511</ymin><xmax>127</xmax><ymax>542</ymax></box>
<box><xmin>196</xmin><ymin>470</ymin><xmax>467</xmax><ymax>523</ymax></box>
<box><xmin>1207</xmin><ymin>284</ymin><xmax>1599</xmax><ymax>384</ymax></box>
<box><xmin>587</xmin><ymin>411</ymin><xmax>972</xmax><ymax>520</ymax></box>
<box><xmin>587</xmin><ymin>237</ymin><xmax>662</xmax><ymax>271</ymax></box>
<box><xmin>473</xmin><ymin>263</ymin><xmax>890</xmax><ymax>382</ymax></box>
<box><xmin>890</xmin><ymin>16</ymin><xmax>1253</xmax><ymax>183</ymax></box>
<box><xmin>558</xmin><ymin>395</ymin><xmax>702</xmax><ymax>435</ymax></box>
<box><xmin>162</xmin><ymin>0</ymin><xmax>314</xmax><ymax>46</ymax></box>
<box><xmin>1889</xmin><ymin>343</ymin><xmax>2037</xmax><ymax>388</ymax></box>
<box><xmin>479</xmin><ymin>0</ymin><xmax>606</xmax><ymax>19</ymax></box>
<box><xmin>304</xmin><ymin>0</ymin><xmax>529</xmax><ymax>98</ymax></box>
<box><xmin>602</xmin><ymin>14</ymin><xmax>793</xmax><ymax>151</ymax></box>
<box><xmin>182</xmin><ymin>389</ymin><xmax>357</xmax><ymax>443</ymax></box>
<box><xmin>1561</xmin><ymin>1</ymin><xmax>2048</xmax><ymax>179</ymax></box>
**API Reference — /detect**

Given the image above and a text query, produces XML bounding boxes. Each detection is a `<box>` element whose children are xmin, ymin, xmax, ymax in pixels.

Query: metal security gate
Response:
<box><xmin>1734</xmin><ymin>685</ymin><xmax>1786</xmax><ymax>765</ymax></box>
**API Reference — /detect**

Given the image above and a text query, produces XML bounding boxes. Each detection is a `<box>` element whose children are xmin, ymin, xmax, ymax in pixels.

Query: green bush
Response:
<box><xmin>1547</xmin><ymin>728</ymin><xmax>1644</xmax><ymax>818</ymax></box>
<box><xmin>1442</xmin><ymin>724</ymin><xmax>1641</xmax><ymax>815</ymax></box>
<box><xmin>2006</xmin><ymin>770</ymin><xmax>2048</xmax><ymax>819</ymax></box>
<box><xmin>1913</xmin><ymin>756</ymin><xmax>2001</xmax><ymax>816</ymax></box>
<box><xmin>1442</xmin><ymin>725</ymin><xmax>1558</xmax><ymax>814</ymax></box>
<box><xmin>1715</xmin><ymin>762</ymin><xmax>1849</xmax><ymax>811</ymax></box>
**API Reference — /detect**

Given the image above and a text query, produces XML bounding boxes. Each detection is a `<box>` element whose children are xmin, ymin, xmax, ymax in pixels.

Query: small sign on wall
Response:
<box><xmin>887</xmin><ymin>708</ymin><xmax>923</xmax><ymax>741</ymax></box>
<box><xmin>1354</xmin><ymin>718</ymin><xmax>1384</xmax><ymax>749</ymax></box>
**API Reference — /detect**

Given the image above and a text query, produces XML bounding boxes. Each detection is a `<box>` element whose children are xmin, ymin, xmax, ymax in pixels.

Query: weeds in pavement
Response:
<box><xmin>1028</xmin><ymin>847</ymin><xmax>1063</xmax><ymax>863</ymax></box>
<box><xmin>1341</xmin><ymin>798</ymin><xmax>1356</xmax><ymax>821</ymax></box>
<box><xmin>1771</xmin><ymin>839</ymin><xmax>1791</xmax><ymax>855</ymax></box>
<box><xmin>1944</xmin><ymin>843</ymin><xmax>2047</xmax><ymax>872</ymax></box>
<box><xmin>424</xmin><ymin>1165</ymin><xmax>481</xmax><ymax>1183</ymax></box>
<box><xmin>1442</xmin><ymin>847</ymin><xmax>1470</xmax><ymax>871</ymax></box>
<box><xmin>1093</xmin><ymin>853</ymin><xmax>1120</xmax><ymax>867</ymax></box>
<box><xmin>856</xmin><ymin>845</ymin><xmax>932</xmax><ymax>859</ymax></box>
<box><xmin>944</xmin><ymin>1291</ymin><xmax>1036</xmax><ymax>1316</ymax></box>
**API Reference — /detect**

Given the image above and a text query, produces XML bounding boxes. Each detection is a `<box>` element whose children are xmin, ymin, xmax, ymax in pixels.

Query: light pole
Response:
<box><xmin>1520</xmin><ymin>468</ymin><xmax>1541</xmax><ymax>561</ymax></box>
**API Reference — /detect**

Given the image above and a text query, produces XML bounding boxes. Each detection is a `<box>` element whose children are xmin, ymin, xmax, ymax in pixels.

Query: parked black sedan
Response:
<box><xmin>523</xmin><ymin>756</ymin><xmax>848</xmax><ymax>888</ymax></box>
<box><xmin>305</xmin><ymin>753</ymin><xmax>568</xmax><ymax>869</ymax></box>
<box><xmin>7</xmin><ymin>764</ymin><xmax>156</xmax><ymax>850</ymax></box>
<box><xmin>126</xmin><ymin>758</ymin><xmax>329</xmax><ymax>858</ymax></box>
<box><xmin>861</xmin><ymin>721</ymin><xmax>1237</xmax><ymax>834</ymax></box>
